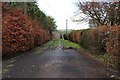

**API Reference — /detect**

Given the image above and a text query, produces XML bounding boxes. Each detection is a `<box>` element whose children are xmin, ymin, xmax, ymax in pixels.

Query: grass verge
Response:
<box><xmin>61</xmin><ymin>39</ymin><xmax>117</xmax><ymax>69</ymax></box>
<box><xmin>60</xmin><ymin>39</ymin><xmax>82</xmax><ymax>49</ymax></box>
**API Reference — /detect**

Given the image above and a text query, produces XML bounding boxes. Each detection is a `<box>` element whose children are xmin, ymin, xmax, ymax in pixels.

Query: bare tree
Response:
<box><xmin>76</xmin><ymin>1</ymin><xmax>120</xmax><ymax>28</ymax></box>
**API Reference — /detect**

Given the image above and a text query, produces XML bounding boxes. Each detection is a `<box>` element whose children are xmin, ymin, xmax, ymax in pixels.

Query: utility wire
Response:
<box><xmin>44</xmin><ymin>0</ymin><xmax>63</xmax><ymax>19</ymax></box>
<box><xmin>44</xmin><ymin>0</ymin><xmax>72</xmax><ymax>21</ymax></box>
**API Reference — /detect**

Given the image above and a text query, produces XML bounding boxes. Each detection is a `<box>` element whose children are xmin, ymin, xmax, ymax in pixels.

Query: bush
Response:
<box><xmin>69</xmin><ymin>31</ymin><xmax>76</xmax><ymax>42</ymax></box>
<box><xmin>63</xmin><ymin>33</ymin><xmax>69</xmax><ymax>40</ymax></box>
<box><xmin>63</xmin><ymin>26</ymin><xmax>120</xmax><ymax>69</ymax></box>
<box><xmin>106</xmin><ymin>26</ymin><xmax>120</xmax><ymax>56</ymax></box>
<box><xmin>79</xmin><ymin>29</ymin><xmax>92</xmax><ymax>49</ymax></box>
<box><xmin>85</xmin><ymin>26</ymin><xmax>109</xmax><ymax>53</ymax></box>
<box><xmin>74</xmin><ymin>30</ymin><xmax>82</xmax><ymax>43</ymax></box>
<box><xmin>63</xmin><ymin>26</ymin><xmax>119</xmax><ymax>55</ymax></box>
<box><xmin>2</xmin><ymin>8</ymin><xmax>35</xmax><ymax>56</ymax></box>
<box><xmin>2</xmin><ymin>5</ymin><xmax>52</xmax><ymax>57</ymax></box>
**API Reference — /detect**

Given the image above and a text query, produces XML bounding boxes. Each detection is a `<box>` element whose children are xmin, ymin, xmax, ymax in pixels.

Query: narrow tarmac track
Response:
<box><xmin>2</xmin><ymin>40</ymin><xmax>116</xmax><ymax>78</ymax></box>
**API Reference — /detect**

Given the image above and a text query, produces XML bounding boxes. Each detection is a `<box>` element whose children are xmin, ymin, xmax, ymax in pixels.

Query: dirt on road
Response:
<box><xmin>2</xmin><ymin>40</ymin><xmax>119</xmax><ymax>78</ymax></box>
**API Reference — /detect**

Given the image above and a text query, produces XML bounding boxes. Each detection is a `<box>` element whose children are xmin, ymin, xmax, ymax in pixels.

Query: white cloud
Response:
<box><xmin>37</xmin><ymin>0</ymin><xmax>89</xmax><ymax>30</ymax></box>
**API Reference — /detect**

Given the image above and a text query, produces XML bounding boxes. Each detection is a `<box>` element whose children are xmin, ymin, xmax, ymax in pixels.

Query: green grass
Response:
<box><xmin>52</xmin><ymin>39</ymin><xmax>58</xmax><ymax>48</ymax></box>
<box><xmin>34</xmin><ymin>40</ymin><xmax>55</xmax><ymax>54</ymax></box>
<box><xmin>61</xmin><ymin>39</ymin><xmax>117</xmax><ymax>69</ymax></box>
<box><xmin>98</xmin><ymin>53</ymin><xmax>117</xmax><ymax>68</ymax></box>
<box><xmin>34</xmin><ymin>39</ymin><xmax>59</xmax><ymax>53</ymax></box>
<box><xmin>60</xmin><ymin>39</ymin><xmax>82</xmax><ymax>49</ymax></box>
<box><xmin>43</xmin><ymin>39</ymin><xmax>58</xmax><ymax>46</ymax></box>
<box><xmin>42</xmin><ymin>40</ymin><xmax>54</xmax><ymax>47</ymax></box>
<box><xmin>3</xmin><ymin>69</ymin><xmax>9</xmax><ymax>72</ymax></box>
<box><xmin>5</xmin><ymin>64</ymin><xmax>14</xmax><ymax>67</ymax></box>
<box><xmin>80</xmin><ymin>47</ymin><xmax>117</xmax><ymax>69</ymax></box>
<box><xmin>43</xmin><ymin>39</ymin><xmax>59</xmax><ymax>49</ymax></box>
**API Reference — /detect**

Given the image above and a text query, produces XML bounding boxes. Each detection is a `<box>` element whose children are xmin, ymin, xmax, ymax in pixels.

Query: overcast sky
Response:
<box><xmin>37</xmin><ymin>0</ymin><xmax>89</xmax><ymax>30</ymax></box>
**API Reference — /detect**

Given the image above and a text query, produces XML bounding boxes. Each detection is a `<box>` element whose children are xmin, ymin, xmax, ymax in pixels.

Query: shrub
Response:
<box><xmin>2</xmin><ymin>8</ymin><xmax>35</xmax><ymax>56</ymax></box>
<box><xmin>69</xmin><ymin>30</ymin><xmax>76</xmax><ymax>42</ymax></box>
<box><xmin>88</xmin><ymin>26</ymin><xmax>109</xmax><ymax>53</ymax></box>
<box><xmin>79</xmin><ymin>29</ymin><xmax>92</xmax><ymax>49</ymax></box>
<box><xmin>63</xmin><ymin>26</ymin><xmax>120</xmax><ymax>69</ymax></box>
<box><xmin>106</xmin><ymin>26</ymin><xmax>120</xmax><ymax>56</ymax></box>
<box><xmin>2</xmin><ymin>5</ymin><xmax>52</xmax><ymax>57</ymax></box>
<box><xmin>63</xmin><ymin>33</ymin><xmax>69</xmax><ymax>40</ymax></box>
<box><xmin>74</xmin><ymin>30</ymin><xmax>82</xmax><ymax>43</ymax></box>
<box><xmin>64</xmin><ymin>26</ymin><xmax>119</xmax><ymax>55</ymax></box>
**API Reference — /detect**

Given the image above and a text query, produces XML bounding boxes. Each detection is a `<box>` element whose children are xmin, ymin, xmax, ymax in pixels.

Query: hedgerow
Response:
<box><xmin>2</xmin><ymin>5</ymin><xmax>52</xmax><ymax>57</ymax></box>
<box><xmin>64</xmin><ymin>26</ymin><xmax>120</xmax><ymax>69</ymax></box>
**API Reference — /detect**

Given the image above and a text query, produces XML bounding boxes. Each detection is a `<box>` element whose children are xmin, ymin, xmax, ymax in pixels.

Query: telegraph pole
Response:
<box><xmin>66</xmin><ymin>19</ymin><xmax>68</xmax><ymax>34</ymax></box>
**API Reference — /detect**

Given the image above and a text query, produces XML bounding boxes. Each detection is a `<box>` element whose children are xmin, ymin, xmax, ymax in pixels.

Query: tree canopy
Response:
<box><xmin>76</xmin><ymin>1</ymin><xmax>120</xmax><ymax>28</ymax></box>
<box><xmin>5</xmin><ymin>2</ymin><xmax>57</xmax><ymax>32</ymax></box>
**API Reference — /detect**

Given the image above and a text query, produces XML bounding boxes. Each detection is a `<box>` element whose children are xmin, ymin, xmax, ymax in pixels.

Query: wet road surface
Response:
<box><xmin>2</xmin><ymin>40</ymin><xmax>116</xmax><ymax>78</ymax></box>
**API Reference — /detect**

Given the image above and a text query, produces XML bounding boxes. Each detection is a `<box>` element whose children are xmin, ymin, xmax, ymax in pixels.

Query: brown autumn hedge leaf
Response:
<box><xmin>2</xmin><ymin>5</ymin><xmax>52</xmax><ymax>56</ymax></box>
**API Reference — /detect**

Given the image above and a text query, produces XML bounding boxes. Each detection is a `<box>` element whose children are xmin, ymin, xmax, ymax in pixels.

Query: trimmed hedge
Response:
<box><xmin>74</xmin><ymin>30</ymin><xmax>82</xmax><ymax>43</ymax></box>
<box><xmin>64</xmin><ymin>26</ymin><xmax>120</xmax><ymax>69</ymax></box>
<box><xmin>2</xmin><ymin>5</ymin><xmax>52</xmax><ymax>57</ymax></box>
<box><xmin>63</xmin><ymin>33</ymin><xmax>69</xmax><ymax>40</ymax></box>
<box><xmin>64</xmin><ymin>26</ymin><xmax>120</xmax><ymax>59</ymax></box>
